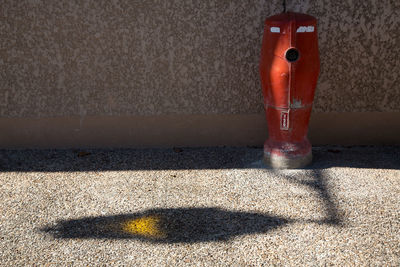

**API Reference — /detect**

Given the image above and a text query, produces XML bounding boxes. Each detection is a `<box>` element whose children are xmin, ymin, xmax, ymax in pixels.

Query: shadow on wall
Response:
<box><xmin>41</xmin><ymin>169</ymin><xmax>342</xmax><ymax>243</ymax></box>
<box><xmin>0</xmin><ymin>146</ymin><xmax>399</xmax><ymax>172</ymax></box>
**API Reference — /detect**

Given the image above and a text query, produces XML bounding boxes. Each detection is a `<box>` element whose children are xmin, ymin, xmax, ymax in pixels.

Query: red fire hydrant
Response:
<box><xmin>259</xmin><ymin>12</ymin><xmax>320</xmax><ymax>169</ymax></box>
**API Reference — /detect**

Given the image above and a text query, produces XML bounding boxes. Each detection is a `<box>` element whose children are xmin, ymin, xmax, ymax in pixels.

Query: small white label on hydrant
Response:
<box><xmin>297</xmin><ymin>26</ymin><xmax>314</xmax><ymax>33</ymax></box>
<box><xmin>270</xmin><ymin>27</ymin><xmax>280</xmax><ymax>33</ymax></box>
<box><xmin>280</xmin><ymin>111</ymin><xmax>289</xmax><ymax>130</ymax></box>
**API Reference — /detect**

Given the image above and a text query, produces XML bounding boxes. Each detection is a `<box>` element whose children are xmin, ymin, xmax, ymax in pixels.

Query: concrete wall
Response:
<box><xmin>1</xmin><ymin>0</ymin><xmax>399</xmax><ymax>148</ymax></box>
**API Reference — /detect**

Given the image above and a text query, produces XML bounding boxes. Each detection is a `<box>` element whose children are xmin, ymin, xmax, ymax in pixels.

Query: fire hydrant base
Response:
<box><xmin>263</xmin><ymin>151</ymin><xmax>312</xmax><ymax>169</ymax></box>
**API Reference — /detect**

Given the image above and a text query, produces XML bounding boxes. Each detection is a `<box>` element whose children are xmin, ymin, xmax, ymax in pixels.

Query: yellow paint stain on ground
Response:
<box><xmin>122</xmin><ymin>215</ymin><xmax>166</xmax><ymax>239</ymax></box>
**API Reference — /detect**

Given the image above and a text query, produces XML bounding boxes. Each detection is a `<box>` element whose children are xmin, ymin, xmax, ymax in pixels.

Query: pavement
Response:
<box><xmin>0</xmin><ymin>146</ymin><xmax>399</xmax><ymax>266</ymax></box>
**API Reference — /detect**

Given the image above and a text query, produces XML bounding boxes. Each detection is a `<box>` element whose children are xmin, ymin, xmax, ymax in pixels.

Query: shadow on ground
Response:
<box><xmin>3</xmin><ymin>146</ymin><xmax>393</xmax><ymax>242</ymax></box>
<box><xmin>281</xmin><ymin>169</ymin><xmax>342</xmax><ymax>225</ymax></box>
<box><xmin>41</xmin><ymin>169</ymin><xmax>343</xmax><ymax>243</ymax></box>
<box><xmin>41</xmin><ymin>207</ymin><xmax>290</xmax><ymax>243</ymax></box>
<box><xmin>1</xmin><ymin>146</ymin><xmax>399</xmax><ymax>172</ymax></box>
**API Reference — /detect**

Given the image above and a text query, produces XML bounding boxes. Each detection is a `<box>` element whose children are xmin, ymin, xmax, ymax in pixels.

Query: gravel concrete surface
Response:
<box><xmin>0</xmin><ymin>146</ymin><xmax>399</xmax><ymax>266</ymax></box>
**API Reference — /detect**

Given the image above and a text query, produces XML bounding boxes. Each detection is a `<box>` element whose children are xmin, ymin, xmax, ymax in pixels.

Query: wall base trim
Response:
<box><xmin>0</xmin><ymin>112</ymin><xmax>399</xmax><ymax>148</ymax></box>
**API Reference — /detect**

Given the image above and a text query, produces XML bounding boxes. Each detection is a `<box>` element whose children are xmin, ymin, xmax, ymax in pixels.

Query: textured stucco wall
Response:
<box><xmin>1</xmin><ymin>0</ymin><xmax>400</xmax><ymax>148</ymax></box>
<box><xmin>0</xmin><ymin>0</ymin><xmax>281</xmax><ymax>117</ymax></box>
<box><xmin>288</xmin><ymin>0</ymin><xmax>400</xmax><ymax>112</ymax></box>
<box><xmin>2</xmin><ymin>0</ymin><xmax>399</xmax><ymax>119</ymax></box>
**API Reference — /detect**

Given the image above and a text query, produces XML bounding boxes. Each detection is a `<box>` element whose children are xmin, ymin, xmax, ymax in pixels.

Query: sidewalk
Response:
<box><xmin>0</xmin><ymin>146</ymin><xmax>399</xmax><ymax>266</ymax></box>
